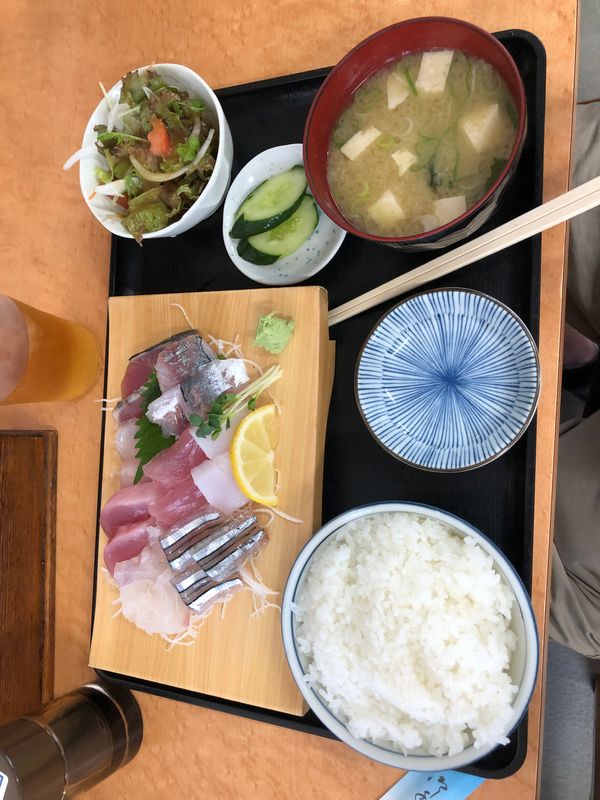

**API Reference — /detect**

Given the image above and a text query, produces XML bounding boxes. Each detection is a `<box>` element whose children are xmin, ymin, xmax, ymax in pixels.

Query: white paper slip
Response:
<box><xmin>379</xmin><ymin>770</ymin><xmax>485</xmax><ymax>800</ymax></box>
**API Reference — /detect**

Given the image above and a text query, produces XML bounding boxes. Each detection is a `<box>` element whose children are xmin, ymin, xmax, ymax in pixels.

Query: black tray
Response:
<box><xmin>97</xmin><ymin>29</ymin><xmax>546</xmax><ymax>781</ymax></box>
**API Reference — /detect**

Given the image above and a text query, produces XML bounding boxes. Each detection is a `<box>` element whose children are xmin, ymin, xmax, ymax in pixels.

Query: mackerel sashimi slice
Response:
<box><xmin>155</xmin><ymin>333</ymin><xmax>215</xmax><ymax>393</ymax></box>
<box><xmin>121</xmin><ymin>329</ymin><xmax>201</xmax><ymax>397</ymax></box>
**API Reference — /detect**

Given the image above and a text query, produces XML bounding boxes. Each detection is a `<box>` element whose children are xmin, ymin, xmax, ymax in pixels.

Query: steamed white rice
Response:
<box><xmin>294</xmin><ymin>512</ymin><xmax>518</xmax><ymax>757</ymax></box>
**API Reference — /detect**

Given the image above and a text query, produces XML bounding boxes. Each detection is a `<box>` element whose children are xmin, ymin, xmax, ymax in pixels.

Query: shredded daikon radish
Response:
<box><xmin>253</xmin><ymin>507</ymin><xmax>276</xmax><ymax>527</ymax></box>
<box><xmin>264</xmin><ymin>506</ymin><xmax>304</xmax><ymax>525</ymax></box>
<box><xmin>170</xmin><ymin>302</ymin><xmax>195</xmax><ymax>329</ymax></box>
<box><xmin>95</xmin><ymin>397</ymin><xmax>120</xmax><ymax>405</ymax></box>
<box><xmin>240</xmin><ymin>563</ymin><xmax>280</xmax><ymax>618</ymax></box>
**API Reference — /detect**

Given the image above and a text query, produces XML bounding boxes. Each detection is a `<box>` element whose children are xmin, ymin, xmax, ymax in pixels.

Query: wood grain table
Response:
<box><xmin>0</xmin><ymin>1</ymin><xmax>577</xmax><ymax>797</ymax></box>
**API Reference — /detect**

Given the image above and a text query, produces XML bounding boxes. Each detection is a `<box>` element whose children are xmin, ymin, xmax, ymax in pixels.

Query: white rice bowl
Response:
<box><xmin>282</xmin><ymin>503</ymin><xmax>539</xmax><ymax>771</ymax></box>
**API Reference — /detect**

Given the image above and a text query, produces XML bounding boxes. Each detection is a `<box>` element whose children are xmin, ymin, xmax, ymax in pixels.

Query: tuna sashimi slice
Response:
<box><xmin>121</xmin><ymin>330</ymin><xmax>200</xmax><ymax>397</ymax></box>
<box><xmin>113</xmin><ymin>390</ymin><xmax>143</xmax><ymax>425</ymax></box>
<box><xmin>104</xmin><ymin>518</ymin><xmax>151</xmax><ymax>575</ymax></box>
<box><xmin>191</xmin><ymin>454</ymin><xmax>248</xmax><ymax>516</ymax></box>
<box><xmin>155</xmin><ymin>333</ymin><xmax>214</xmax><ymax>393</ymax></box>
<box><xmin>146</xmin><ymin>386</ymin><xmax>189</xmax><ymax>437</ymax></box>
<box><xmin>100</xmin><ymin>481</ymin><xmax>164</xmax><ymax>538</ymax></box>
<box><xmin>143</xmin><ymin>428</ymin><xmax>208</xmax><ymax>488</ymax></box>
<box><xmin>116</xmin><ymin>419</ymin><xmax>138</xmax><ymax>462</ymax></box>
<box><xmin>148</xmin><ymin>475</ymin><xmax>208</xmax><ymax>528</ymax></box>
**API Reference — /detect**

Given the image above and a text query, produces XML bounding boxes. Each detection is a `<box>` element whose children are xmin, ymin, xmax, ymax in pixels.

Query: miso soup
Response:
<box><xmin>327</xmin><ymin>50</ymin><xmax>518</xmax><ymax>237</ymax></box>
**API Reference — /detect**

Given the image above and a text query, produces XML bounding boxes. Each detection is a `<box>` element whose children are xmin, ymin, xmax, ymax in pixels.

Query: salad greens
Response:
<box><xmin>93</xmin><ymin>69</ymin><xmax>217</xmax><ymax>243</ymax></box>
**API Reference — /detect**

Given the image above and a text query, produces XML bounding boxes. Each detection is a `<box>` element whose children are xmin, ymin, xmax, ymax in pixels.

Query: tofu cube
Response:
<box><xmin>433</xmin><ymin>196</ymin><xmax>467</xmax><ymax>226</ymax></box>
<box><xmin>460</xmin><ymin>104</ymin><xmax>503</xmax><ymax>153</ymax></box>
<box><xmin>340</xmin><ymin>126</ymin><xmax>381</xmax><ymax>160</ymax></box>
<box><xmin>368</xmin><ymin>190</ymin><xmax>405</xmax><ymax>226</ymax></box>
<box><xmin>391</xmin><ymin>149</ymin><xmax>417</xmax><ymax>177</ymax></box>
<box><xmin>415</xmin><ymin>50</ymin><xmax>454</xmax><ymax>94</ymax></box>
<box><xmin>387</xmin><ymin>72</ymin><xmax>409</xmax><ymax>109</ymax></box>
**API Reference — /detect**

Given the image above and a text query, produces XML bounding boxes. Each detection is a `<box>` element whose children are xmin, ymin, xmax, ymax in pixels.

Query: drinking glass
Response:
<box><xmin>0</xmin><ymin>296</ymin><xmax>100</xmax><ymax>404</ymax></box>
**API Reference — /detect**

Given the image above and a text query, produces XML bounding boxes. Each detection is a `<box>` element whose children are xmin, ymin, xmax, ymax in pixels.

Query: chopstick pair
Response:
<box><xmin>327</xmin><ymin>174</ymin><xmax>600</xmax><ymax>326</ymax></box>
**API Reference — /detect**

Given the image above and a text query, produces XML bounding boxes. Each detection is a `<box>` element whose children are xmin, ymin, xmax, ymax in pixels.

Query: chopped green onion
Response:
<box><xmin>404</xmin><ymin>68</ymin><xmax>418</xmax><ymax>96</ymax></box>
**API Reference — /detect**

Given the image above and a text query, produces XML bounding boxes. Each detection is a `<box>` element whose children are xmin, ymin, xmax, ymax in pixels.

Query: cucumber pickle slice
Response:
<box><xmin>230</xmin><ymin>165</ymin><xmax>307</xmax><ymax>239</ymax></box>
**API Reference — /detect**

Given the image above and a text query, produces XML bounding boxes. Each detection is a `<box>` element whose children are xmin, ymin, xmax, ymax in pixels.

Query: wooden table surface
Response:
<box><xmin>0</xmin><ymin>1</ymin><xmax>577</xmax><ymax>797</ymax></box>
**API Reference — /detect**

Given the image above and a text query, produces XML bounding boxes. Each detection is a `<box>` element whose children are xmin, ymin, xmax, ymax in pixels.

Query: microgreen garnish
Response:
<box><xmin>190</xmin><ymin>364</ymin><xmax>283</xmax><ymax>440</ymax></box>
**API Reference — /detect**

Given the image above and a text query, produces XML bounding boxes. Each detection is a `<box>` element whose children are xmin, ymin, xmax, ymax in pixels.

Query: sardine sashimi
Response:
<box><xmin>145</xmin><ymin>385</ymin><xmax>189</xmax><ymax>437</ymax></box>
<box><xmin>191</xmin><ymin>455</ymin><xmax>248</xmax><ymax>516</ymax></box>
<box><xmin>190</xmin><ymin>408</ymin><xmax>249</xmax><ymax>459</ymax></box>
<box><xmin>178</xmin><ymin>530</ymin><xmax>267</xmax><ymax>605</ymax></box>
<box><xmin>170</xmin><ymin>512</ymin><xmax>259</xmax><ymax>578</ymax></box>
<box><xmin>104</xmin><ymin>518</ymin><xmax>151</xmax><ymax>575</ymax></box>
<box><xmin>113</xmin><ymin>536</ymin><xmax>168</xmax><ymax>587</ymax></box>
<box><xmin>159</xmin><ymin>506</ymin><xmax>222</xmax><ymax>553</ymax></box>
<box><xmin>186</xmin><ymin>578</ymin><xmax>244</xmax><ymax>616</ymax></box>
<box><xmin>181</xmin><ymin>359</ymin><xmax>249</xmax><ymax>419</ymax></box>
<box><xmin>121</xmin><ymin>330</ymin><xmax>199</xmax><ymax>397</ymax></box>
<box><xmin>113</xmin><ymin>390</ymin><xmax>143</xmax><ymax>425</ymax></box>
<box><xmin>148</xmin><ymin>474</ymin><xmax>208</xmax><ymax>528</ymax></box>
<box><xmin>143</xmin><ymin>427</ymin><xmax>208</xmax><ymax>487</ymax></box>
<box><xmin>116</xmin><ymin>419</ymin><xmax>138</xmax><ymax>462</ymax></box>
<box><xmin>155</xmin><ymin>333</ymin><xmax>214</xmax><ymax>393</ymax></box>
<box><xmin>118</xmin><ymin>569</ymin><xmax>190</xmax><ymax>635</ymax></box>
<box><xmin>100</xmin><ymin>481</ymin><xmax>164</xmax><ymax>538</ymax></box>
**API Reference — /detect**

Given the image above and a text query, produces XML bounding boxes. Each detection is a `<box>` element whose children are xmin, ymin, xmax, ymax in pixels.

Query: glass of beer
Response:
<box><xmin>0</xmin><ymin>295</ymin><xmax>100</xmax><ymax>404</ymax></box>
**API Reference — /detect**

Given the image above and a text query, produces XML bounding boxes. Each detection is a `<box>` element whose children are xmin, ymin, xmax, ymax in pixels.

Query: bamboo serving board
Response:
<box><xmin>89</xmin><ymin>287</ymin><xmax>334</xmax><ymax>715</ymax></box>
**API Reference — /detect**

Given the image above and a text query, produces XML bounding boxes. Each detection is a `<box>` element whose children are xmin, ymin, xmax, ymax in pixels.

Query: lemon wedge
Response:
<box><xmin>230</xmin><ymin>404</ymin><xmax>279</xmax><ymax>506</ymax></box>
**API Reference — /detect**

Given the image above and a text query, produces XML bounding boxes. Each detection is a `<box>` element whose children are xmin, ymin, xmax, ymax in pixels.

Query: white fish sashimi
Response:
<box><xmin>191</xmin><ymin>455</ymin><xmax>248</xmax><ymax>515</ymax></box>
<box><xmin>116</xmin><ymin>419</ymin><xmax>138</xmax><ymax>461</ymax></box>
<box><xmin>113</xmin><ymin>536</ymin><xmax>166</xmax><ymax>588</ymax></box>
<box><xmin>190</xmin><ymin>408</ymin><xmax>248</xmax><ymax>459</ymax></box>
<box><xmin>118</xmin><ymin>569</ymin><xmax>190</xmax><ymax>635</ymax></box>
<box><xmin>119</xmin><ymin>459</ymin><xmax>138</xmax><ymax>487</ymax></box>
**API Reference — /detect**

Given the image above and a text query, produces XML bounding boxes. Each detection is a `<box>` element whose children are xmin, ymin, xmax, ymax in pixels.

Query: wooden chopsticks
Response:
<box><xmin>328</xmin><ymin>174</ymin><xmax>600</xmax><ymax>326</ymax></box>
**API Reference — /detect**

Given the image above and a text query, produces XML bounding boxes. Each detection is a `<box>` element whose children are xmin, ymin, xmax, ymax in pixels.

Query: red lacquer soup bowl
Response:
<box><xmin>303</xmin><ymin>17</ymin><xmax>527</xmax><ymax>251</ymax></box>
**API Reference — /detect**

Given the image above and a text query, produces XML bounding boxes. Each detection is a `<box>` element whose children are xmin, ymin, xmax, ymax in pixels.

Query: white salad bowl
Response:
<box><xmin>78</xmin><ymin>63</ymin><xmax>233</xmax><ymax>239</ymax></box>
<box><xmin>222</xmin><ymin>144</ymin><xmax>346</xmax><ymax>286</ymax></box>
<box><xmin>281</xmin><ymin>501</ymin><xmax>539</xmax><ymax>772</ymax></box>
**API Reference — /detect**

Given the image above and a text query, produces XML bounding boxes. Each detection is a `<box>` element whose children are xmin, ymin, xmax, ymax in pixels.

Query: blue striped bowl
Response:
<box><xmin>356</xmin><ymin>289</ymin><xmax>540</xmax><ymax>471</ymax></box>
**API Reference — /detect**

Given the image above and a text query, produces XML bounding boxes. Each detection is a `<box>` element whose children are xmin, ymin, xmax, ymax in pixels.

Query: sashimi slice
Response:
<box><xmin>113</xmin><ymin>390</ymin><xmax>143</xmax><ymax>425</ymax></box>
<box><xmin>118</xmin><ymin>569</ymin><xmax>190</xmax><ymax>635</ymax></box>
<box><xmin>119</xmin><ymin>459</ymin><xmax>139</xmax><ymax>488</ymax></box>
<box><xmin>121</xmin><ymin>330</ymin><xmax>200</xmax><ymax>397</ymax></box>
<box><xmin>146</xmin><ymin>385</ymin><xmax>189</xmax><ymax>437</ymax></box>
<box><xmin>116</xmin><ymin>419</ymin><xmax>138</xmax><ymax>462</ymax></box>
<box><xmin>148</xmin><ymin>474</ymin><xmax>208</xmax><ymax>528</ymax></box>
<box><xmin>155</xmin><ymin>333</ymin><xmax>214</xmax><ymax>393</ymax></box>
<box><xmin>182</xmin><ymin>359</ymin><xmax>249</xmax><ymax>419</ymax></box>
<box><xmin>104</xmin><ymin>518</ymin><xmax>151</xmax><ymax>575</ymax></box>
<box><xmin>113</xmin><ymin>535</ymin><xmax>167</xmax><ymax>587</ymax></box>
<box><xmin>191</xmin><ymin>455</ymin><xmax>248</xmax><ymax>516</ymax></box>
<box><xmin>190</xmin><ymin>408</ymin><xmax>248</xmax><ymax>459</ymax></box>
<box><xmin>100</xmin><ymin>481</ymin><xmax>164</xmax><ymax>538</ymax></box>
<box><xmin>143</xmin><ymin>427</ymin><xmax>208</xmax><ymax>488</ymax></box>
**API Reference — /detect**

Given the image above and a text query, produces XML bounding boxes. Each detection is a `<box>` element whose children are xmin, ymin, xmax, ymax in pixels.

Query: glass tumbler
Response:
<box><xmin>0</xmin><ymin>296</ymin><xmax>100</xmax><ymax>404</ymax></box>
